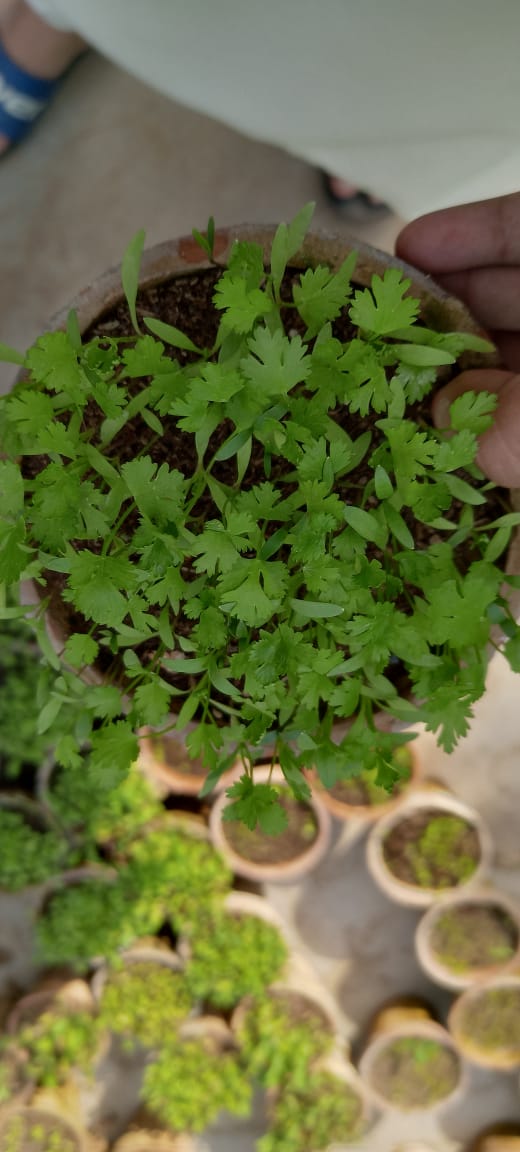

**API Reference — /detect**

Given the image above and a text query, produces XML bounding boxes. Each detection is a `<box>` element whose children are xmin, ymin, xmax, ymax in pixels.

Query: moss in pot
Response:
<box><xmin>233</xmin><ymin>988</ymin><xmax>335</xmax><ymax>1091</ymax></box>
<box><xmin>365</xmin><ymin>1033</ymin><xmax>460</xmax><ymax>1111</ymax></box>
<box><xmin>97</xmin><ymin>960</ymin><xmax>192</xmax><ymax>1051</ymax></box>
<box><xmin>382</xmin><ymin>808</ymin><xmax>480</xmax><ymax>889</ymax></box>
<box><xmin>140</xmin><ymin>1038</ymin><xmax>252</xmax><ymax>1134</ymax></box>
<box><xmin>448</xmin><ymin>979</ymin><xmax>520</xmax><ymax>1068</ymax></box>
<box><xmin>257</xmin><ymin>1066</ymin><xmax>366</xmax><ymax>1152</ymax></box>
<box><xmin>0</xmin><ymin>1108</ymin><xmax>81</xmax><ymax>1152</ymax></box>
<box><xmin>417</xmin><ymin>892</ymin><xmax>520</xmax><ymax>990</ymax></box>
<box><xmin>2</xmin><ymin>204</ymin><xmax>520</xmax><ymax>834</ymax></box>
<box><xmin>182</xmin><ymin>908</ymin><xmax>288</xmax><ymax>1011</ymax></box>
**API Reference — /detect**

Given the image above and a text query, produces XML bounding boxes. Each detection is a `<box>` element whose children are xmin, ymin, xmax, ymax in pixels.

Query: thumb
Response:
<box><xmin>433</xmin><ymin>369</ymin><xmax>520</xmax><ymax>488</ymax></box>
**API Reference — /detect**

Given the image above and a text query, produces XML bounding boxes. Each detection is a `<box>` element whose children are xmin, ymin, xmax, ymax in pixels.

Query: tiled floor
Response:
<box><xmin>0</xmin><ymin>9</ymin><xmax>519</xmax><ymax>1149</ymax></box>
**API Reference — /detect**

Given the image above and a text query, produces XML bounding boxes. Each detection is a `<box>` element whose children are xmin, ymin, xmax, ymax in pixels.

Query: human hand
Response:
<box><xmin>396</xmin><ymin>193</ymin><xmax>520</xmax><ymax>487</ymax></box>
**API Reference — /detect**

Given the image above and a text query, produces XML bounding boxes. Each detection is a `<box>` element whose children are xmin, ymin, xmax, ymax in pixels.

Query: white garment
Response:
<box><xmin>28</xmin><ymin>0</ymin><xmax>520</xmax><ymax>218</ymax></box>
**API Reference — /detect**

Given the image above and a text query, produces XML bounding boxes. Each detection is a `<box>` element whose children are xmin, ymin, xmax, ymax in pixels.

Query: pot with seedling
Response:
<box><xmin>308</xmin><ymin>740</ymin><xmax>418</xmax><ymax>824</ymax></box>
<box><xmin>139</xmin><ymin>1034</ymin><xmax>252</xmax><ymax>1137</ymax></box>
<box><xmin>257</xmin><ymin>1056</ymin><xmax>369</xmax><ymax>1152</ymax></box>
<box><xmin>448</xmin><ymin>974</ymin><xmax>520</xmax><ymax>1070</ymax></box>
<box><xmin>0</xmin><ymin>1107</ymin><xmax>86</xmax><ymax>1152</ymax></box>
<box><xmin>1</xmin><ymin>203</ymin><xmax>520</xmax><ymax>833</ymax></box>
<box><xmin>138</xmin><ymin>727</ymin><xmax>237</xmax><ymax>800</ymax></box>
<box><xmin>415</xmin><ymin>888</ymin><xmax>520</xmax><ymax>991</ymax></box>
<box><xmin>366</xmin><ymin>787</ymin><xmax>492</xmax><ymax>907</ymax></box>
<box><xmin>93</xmin><ymin>955</ymin><xmax>192</xmax><ymax>1052</ymax></box>
<box><xmin>180</xmin><ymin>894</ymin><xmax>289</xmax><ymax>1012</ymax></box>
<box><xmin>209</xmin><ymin>764</ymin><xmax>331</xmax><ymax>882</ymax></box>
<box><xmin>358</xmin><ymin>997</ymin><xmax>463</xmax><ymax>1115</ymax></box>
<box><xmin>232</xmin><ymin>986</ymin><xmax>339</xmax><ymax>1092</ymax></box>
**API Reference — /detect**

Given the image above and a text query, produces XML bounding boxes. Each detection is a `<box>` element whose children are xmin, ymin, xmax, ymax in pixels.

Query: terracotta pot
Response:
<box><xmin>358</xmin><ymin>999</ymin><xmax>464</xmax><ymax>1115</ymax></box>
<box><xmin>415</xmin><ymin>887</ymin><xmax>520</xmax><ymax>992</ymax></box>
<box><xmin>366</xmin><ymin>787</ymin><xmax>492</xmax><ymax>908</ymax></box>
<box><xmin>7</xmin><ymin>979</ymin><xmax>94</xmax><ymax>1036</ymax></box>
<box><xmin>448</xmin><ymin>974</ymin><xmax>520</xmax><ymax>1070</ymax></box>
<box><xmin>90</xmin><ymin>943</ymin><xmax>183</xmax><ymax>1005</ymax></box>
<box><xmin>308</xmin><ymin>741</ymin><xmax>420</xmax><ymax>825</ymax></box>
<box><xmin>0</xmin><ymin>1106</ymin><xmax>85</xmax><ymax>1152</ymax></box>
<box><xmin>21</xmin><ymin>223</ymin><xmax>505</xmax><ymax>765</ymax></box>
<box><xmin>209</xmin><ymin>765</ymin><xmax>331</xmax><ymax>884</ymax></box>
<box><xmin>467</xmin><ymin>1125</ymin><xmax>520</xmax><ymax>1152</ymax></box>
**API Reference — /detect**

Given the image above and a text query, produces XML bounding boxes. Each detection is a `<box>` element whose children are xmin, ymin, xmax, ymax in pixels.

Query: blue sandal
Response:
<box><xmin>0</xmin><ymin>43</ymin><xmax>61</xmax><ymax>147</ymax></box>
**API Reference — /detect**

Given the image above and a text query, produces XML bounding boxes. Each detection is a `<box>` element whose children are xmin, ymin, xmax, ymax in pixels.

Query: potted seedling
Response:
<box><xmin>126</xmin><ymin>824</ymin><xmax>232</xmax><ymax>935</ymax></box>
<box><xmin>0</xmin><ymin>1107</ymin><xmax>84</xmax><ymax>1152</ymax></box>
<box><xmin>140</xmin><ymin>1037</ymin><xmax>252</xmax><ymax>1135</ymax></box>
<box><xmin>209</xmin><ymin>765</ymin><xmax>331</xmax><ymax>882</ymax></box>
<box><xmin>138</xmin><ymin>727</ymin><xmax>237</xmax><ymax>800</ymax></box>
<box><xmin>11</xmin><ymin>1008</ymin><xmax>101</xmax><ymax>1091</ymax></box>
<box><xmin>232</xmin><ymin>987</ymin><xmax>336</xmax><ymax>1091</ymax></box>
<box><xmin>258</xmin><ymin>1057</ymin><xmax>368</xmax><ymax>1151</ymax></box>
<box><xmin>308</xmin><ymin>741</ymin><xmax>417</xmax><ymax>824</ymax></box>
<box><xmin>95</xmin><ymin>959</ymin><xmax>192</xmax><ymax>1052</ymax></box>
<box><xmin>1</xmin><ymin>204</ymin><xmax>519</xmax><ymax>831</ymax></box>
<box><xmin>181</xmin><ymin>904</ymin><xmax>288</xmax><ymax>1011</ymax></box>
<box><xmin>366</xmin><ymin>788</ymin><xmax>492</xmax><ymax>907</ymax></box>
<box><xmin>359</xmin><ymin>998</ymin><xmax>463</xmax><ymax>1114</ymax></box>
<box><xmin>448</xmin><ymin>975</ymin><xmax>520</xmax><ymax>1070</ymax></box>
<box><xmin>416</xmin><ymin>888</ymin><xmax>520</xmax><ymax>991</ymax></box>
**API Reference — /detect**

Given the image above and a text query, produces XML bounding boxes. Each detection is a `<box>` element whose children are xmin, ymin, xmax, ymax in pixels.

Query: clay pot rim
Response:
<box><xmin>6</xmin><ymin>978</ymin><xmax>94</xmax><ymax>1036</ymax></box>
<box><xmin>415</xmin><ymin>886</ymin><xmax>520</xmax><ymax>992</ymax></box>
<box><xmin>358</xmin><ymin>1017</ymin><xmax>464</xmax><ymax>1115</ymax></box>
<box><xmin>447</xmin><ymin>973</ymin><xmax>520</xmax><ymax>1070</ymax></box>
<box><xmin>365</xmin><ymin>788</ymin><xmax>493</xmax><ymax>909</ymax></box>
<box><xmin>209</xmin><ymin>765</ymin><xmax>331</xmax><ymax>883</ymax></box>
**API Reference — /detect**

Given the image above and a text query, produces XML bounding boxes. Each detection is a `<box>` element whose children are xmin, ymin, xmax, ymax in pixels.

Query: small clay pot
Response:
<box><xmin>358</xmin><ymin>998</ymin><xmax>464</xmax><ymax>1115</ymax></box>
<box><xmin>467</xmin><ymin>1126</ymin><xmax>520</xmax><ymax>1152</ymax></box>
<box><xmin>0</xmin><ymin>1106</ymin><xmax>85</xmax><ymax>1152</ymax></box>
<box><xmin>308</xmin><ymin>741</ymin><xmax>419</xmax><ymax>825</ymax></box>
<box><xmin>415</xmin><ymin>887</ymin><xmax>520</xmax><ymax>992</ymax></box>
<box><xmin>209</xmin><ymin>765</ymin><xmax>331</xmax><ymax>883</ymax></box>
<box><xmin>366</xmin><ymin>788</ymin><xmax>492</xmax><ymax>908</ymax></box>
<box><xmin>7</xmin><ymin>978</ymin><xmax>94</xmax><ymax>1035</ymax></box>
<box><xmin>448</xmin><ymin>975</ymin><xmax>520</xmax><ymax>1070</ymax></box>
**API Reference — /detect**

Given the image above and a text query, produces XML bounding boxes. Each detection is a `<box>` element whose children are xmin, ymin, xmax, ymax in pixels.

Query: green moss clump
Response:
<box><xmin>141</xmin><ymin>1040</ymin><xmax>251</xmax><ymax>1133</ymax></box>
<box><xmin>0</xmin><ymin>810</ymin><xmax>65</xmax><ymax>892</ymax></box>
<box><xmin>185</xmin><ymin>912</ymin><xmax>287</xmax><ymax>1010</ymax></box>
<box><xmin>17</xmin><ymin>1010</ymin><xmax>99</xmax><ymax>1088</ymax></box>
<box><xmin>237</xmin><ymin>991</ymin><xmax>333</xmax><ymax>1091</ymax></box>
<box><xmin>99</xmin><ymin>961</ymin><xmax>193</xmax><ymax>1049</ymax></box>
<box><xmin>257</xmin><ymin>1071</ymin><xmax>364</xmax><ymax>1152</ymax></box>
<box><xmin>431</xmin><ymin>903</ymin><xmax>517</xmax><ymax>973</ymax></box>
<box><xmin>458</xmin><ymin>986</ymin><xmax>520</xmax><ymax>1054</ymax></box>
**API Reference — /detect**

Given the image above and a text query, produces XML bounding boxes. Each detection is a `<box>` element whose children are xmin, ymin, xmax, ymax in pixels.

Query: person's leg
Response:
<box><xmin>0</xmin><ymin>0</ymin><xmax>85</xmax><ymax>153</ymax></box>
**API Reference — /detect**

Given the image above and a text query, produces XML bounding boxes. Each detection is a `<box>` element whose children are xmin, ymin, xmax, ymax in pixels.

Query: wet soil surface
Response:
<box><xmin>382</xmin><ymin>808</ymin><xmax>481</xmax><ymax>889</ymax></box>
<box><xmin>430</xmin><ymin>902</ymin><xmax>518</xmax><ymax>972</ymax></box>
<box><xmin>370</xmin><ymin>1034</ymin><xmax>460</xmax><ymax>1109</ymax></box>
<box><xmin>223</xmin><ymin>789</ymin><xmax>318</xmax><ymax>865</ymax></box>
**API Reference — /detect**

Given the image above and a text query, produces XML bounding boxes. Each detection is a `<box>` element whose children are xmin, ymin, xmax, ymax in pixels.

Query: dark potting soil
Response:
<box><xmin>458</xmin><ymin>986</ymin><xmax>520</xmax><ymax>1053</ymax></box>
<box><xmin>430</xmin><ymin>902</ymin><xmax>518</xmax><ymax>973</ymax></box>
<box><xmin>382</xmin><ymin>808</ymin><xmax>480</xmax><ymax>889</ymax></box>
<box><xmin>24</xmin><ymin>265</ymin><xmax>509</xmax><ymax>701</ymax></box>
<box><xmin>370</xmin><ymin>1035</ymin><xmax>460</xmax><ymax>1109</ymax></box>
<box><xmin>223</xmin><ymin>788</ymin><xmax>318</xmax><ymax>864</ymax></box>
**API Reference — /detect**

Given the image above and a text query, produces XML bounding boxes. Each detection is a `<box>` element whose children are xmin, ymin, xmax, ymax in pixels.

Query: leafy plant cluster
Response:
<box><xmin>15</xmin><ymin>1008</ymin><xmax>99</xmax><ymax>1088</ymax></box>
<box><xmin>183</xmin><ymin>911</ymin><xmax>288</xmax><ymax>1009</ymax></box>
<box><xmin>0</xmin><ymin>1112</ymin><xmax>78</xmax><ymax>1152</ymax></box>
<box><xmin>140</xmin><ymin>1039</ymin><xmax>252</xmax><ymax>1134</ymax></box>
<box><xmin>98</xmin><ymin>960</ymin><xmax>192</xmax><ymax>1050</ymax></box>
<box><xmin>35</xmin><ymin>825</ymin><xmax>232</xmax><ymax>970</ymax></box>
<box><xmin>236</xmin><ymin>990</ymin><xmax>333</xmax><ymax>1092</ymax></box>
<box><xmin>0</xmin><ymin>808</ymin><xmax>66</xmax><ymax>891</ymax></box>
<box><xmin>1</xmin><ymin>203</ymin><xmax>519</xmax><ymax>834</ymax></box>
<box><xmin>257</xmin><ymin>1069</ymin><xmax>364</xmax><ymax>1152</ymax></box>
<box><xmin>0</xmin><ymin>613</ymin><xmax>70</xmax><ymax>783</ymax></box>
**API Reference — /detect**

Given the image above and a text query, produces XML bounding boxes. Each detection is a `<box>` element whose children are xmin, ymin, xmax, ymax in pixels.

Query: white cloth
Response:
<box><xmin>28</xmin><ymin>0</ymin><xmax>520</xmax><ymax>218</ymax></box>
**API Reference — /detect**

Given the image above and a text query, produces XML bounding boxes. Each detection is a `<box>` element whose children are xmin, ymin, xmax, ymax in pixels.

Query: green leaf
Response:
<box><xmin>293</xmin><ymin>253</ymin><xmax>356</xmax><ymax>337</ymax></box>
<box><xmin>0</xmin><ymin>341</ymin><xmax>24</xmax><ymax>365</ymax></box>
<box><xmin>374</xmin><ymin>465</ymin><xmax>393</xmax><ymax>500</ymax></box>
<box><xmin>122</xmin><ymin>456</ymin><xmax>186</xmax><ymax>528</ymax></box>
<box><xmin>89</xmin><ymin>720</ymin><xmax>138</xmax><ymax>787</ymax></box>
<box><xmin>242</xmin><ymin>328</ymin><xmax>310</xmax><ymax>397</ymax></box>
<box><xmin>349</xmin><ymin>268</ymin><xmax>420</xmax><ymax>335</ymax></box>
<box><xmin>66</xmin><ymin>309</ymin><xmax>82</xmax><ymax>350</ymax></box>
<box><xmin>121</xmin><ymin>229</ymin><xmax>145</xmax><ymax>334</ymax></box>
<box><xmin>270</xmin><ymin>202</ymin><xmax>315</xmax><ymax>295</ymax></box>
<box><xmin>384</xmin><ymin>504</ymin><xmax>415</xmax><ymax>549</ymax></box>
<box><xmin>449</xmin><ymin>389</ymin><xmax>498</xmax><ymax>434</ymax></box>
<box><xmin>391</xmin><ymin>343</ymin><xmax>455</xmax><ymax>367</ymax></box>
<box><xmin>134</xmin><ymin>679</ymin><xmax>172</xmax><ymax>726</ymax></box>
<box><xmin>289</xmin><ymin>598</ymin><xmax>343</xmax><ymax>619</ymax></box>
<box><xmin>223</xmin><ymin>774</ymin><xmax>288</xmax><ymax>834</ymax></box>
<box><xmin>144</xmin><ymin>316</ymin><xmax>201</xmax><ymax>352</ymax></box>
<box><xmin>213</xmin><ymin>276</ymin><xmax>272</xmax><ymax>333</ymax></box>
<box><xmin>0</xmin><ymin>460</ymin><xmax>24</xmax><ymax>517</ymax></box>
<box><xmin>0</xmin><ymin>519</ymin><xmax>28</xmax><ymax>584</ymax></box>
<box><xmin>343</xmin><ymin>505</ymin><xmax>387</xmax><ymax>547</ymax></box>
<box><xmin>65</xmin><ymin>551</ymin><xmax>138</xmax><ymax>626</ymax></box>
<box><xmin>64</xmin><ymin>633</ymin><xmax>99</xmax><ymax>668</ymax></box>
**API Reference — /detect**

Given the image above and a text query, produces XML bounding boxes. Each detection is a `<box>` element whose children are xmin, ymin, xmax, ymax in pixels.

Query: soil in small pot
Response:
<box><xmin>430</xmin><ymin>903</ymin><xmax>518</xmax><ymax>973</ymax></box>
<box><xmin>382</xmin><ymin>808</ymin><xmax>480</xmax><ymax>889</ymax></box>
<box><xmin>0</xmin><ymin>1109</ymin><xmax>79</xmax><ymax>1152</ymax></box>
<box><xmin>222</xmin><ymin>788</ymin><xmax>318</xmax><ymax>864</ymax></box>
<box><xmin>456</xmin><ymin>986</ymin><xmax>520</xmax><ymax>1057</ymax></box>
<box><xmin>369</xmin><ymin>1035</ymin><xmax>460</xmax><ymax>1110</ymax></box>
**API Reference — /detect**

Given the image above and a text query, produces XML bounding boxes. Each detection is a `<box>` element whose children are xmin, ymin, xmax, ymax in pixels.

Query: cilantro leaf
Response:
<box><xmin>223</xmin><ymin>774</ymin><xmax>288</xmax><ymax>834</ymax></box>
<box><xmin>349</xmin><ymin>269</ymin><xmax>420</xmax><ymax>335</ymax></box>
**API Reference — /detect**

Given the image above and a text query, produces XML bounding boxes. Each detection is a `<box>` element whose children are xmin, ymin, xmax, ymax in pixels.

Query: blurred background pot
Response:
<box><xmin>415</xmin><ymin>887</ymin><xmax>520</xmax><ymax>992</ymax></box>
<box><xmin>448</xmin><ymin>975</ymin><xmax>520</xmax><ymax>1070</ymax></box>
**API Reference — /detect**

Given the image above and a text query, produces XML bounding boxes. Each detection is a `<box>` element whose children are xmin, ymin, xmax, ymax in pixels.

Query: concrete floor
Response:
<box><xmin>0</xmin><ymin>10</ymin><xmax>519</xmax><ymax>1150</ymax></box>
